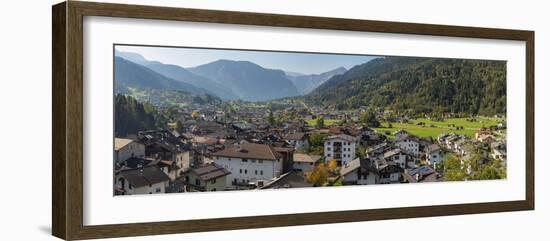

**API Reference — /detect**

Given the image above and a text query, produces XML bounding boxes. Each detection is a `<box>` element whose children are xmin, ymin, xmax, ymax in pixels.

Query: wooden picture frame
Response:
<box><xmin>52</xmin><ymin>1</ymin><xmax>534</xmax><ymax>240</ymax></box>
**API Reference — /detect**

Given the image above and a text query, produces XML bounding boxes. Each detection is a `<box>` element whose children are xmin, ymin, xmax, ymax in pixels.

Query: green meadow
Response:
<box><xmin>373</xmin><ymin>117</ymin><xmax>503</xmax><ymax>139</ymax></box>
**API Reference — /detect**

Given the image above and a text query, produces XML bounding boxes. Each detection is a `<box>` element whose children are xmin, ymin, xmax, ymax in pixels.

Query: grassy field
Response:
<box><xmin>373</xmin><ymin>117</ymin><xmax>503</xmax><ymax>139</ymax></box>
<box><xmin>306</xmin><ymin>118</ymin><xmax>342</xmax><ymax>126</ymax></box>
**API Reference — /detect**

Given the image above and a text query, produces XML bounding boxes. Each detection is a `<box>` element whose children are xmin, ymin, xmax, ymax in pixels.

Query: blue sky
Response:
<box><xmin>115</xmin><ymin>45</ymin><xmax>376</xmax><ymax>75</ymax></box>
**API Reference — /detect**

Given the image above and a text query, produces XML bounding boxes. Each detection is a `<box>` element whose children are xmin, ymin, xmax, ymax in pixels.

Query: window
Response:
<box><xmin>242</xmin><ymin>159</ymin><xmax>248</xmax><ymax>162</ymax></box>
<box><xmin>228</xmin><ymin>157</ymin><xmax>231</xmax><ymax>160</ymax></box>
<box><xmin>259</xmin><ymin>160</ymin><xmax>263</xmax><ymax>163</ymax></box>
<box><xmin>327</xmin><ymin>147</ymin><xmax>331</xmax><ymax>151</ymax></box>
<box><xmin>251</xmin><ymin>159</ymin><xmax>256</xmax><ymax>163</ymax></box>
<box><xmin>255</xmin><ymin>170</ymin><xmax>258</xmax><ymax>175</ymax></box>
<box><xmin>327</xmin><ymin>153</ymin><xmax>331</xmax><ymax>157</ymax></box>
<box><xmin>211</xmin><ymin>179</ymin><xmax>216</xmax><ymax>184</ymax></box>
<box><xmin>394</xmin><ymin>155</ymin><xmax>399</xmax><ymax>160</ymax></box>
<box><xmin>211</xmin><ymin>188</ymin><xmax>216</xmax><ymax>191</ymax></box>
<box><xmin>245</xmin><ymin>169</ymin><xmax>248</xmax><ymax>174</ymax></box>
<box><xmin>260</xmin><ymin>170</ymin><xmax>263</xmax><ymax>175</ymax></box>
<box><xmin>155</xmin><ymin>187</ymin><xmax>161</xmax><ymax>193</ymax></box>
<box><xmin>195</xmin><ymin>179</ymin><xmax>201</xmax><ymax>186</ymax></box>
<box><xmin>240</xmin><ymin>169</ymin><xmax>242</xmax><ymax>173</ymax></box>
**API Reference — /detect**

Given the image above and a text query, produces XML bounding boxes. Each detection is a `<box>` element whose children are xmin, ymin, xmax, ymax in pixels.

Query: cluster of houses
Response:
<box><xmin>437</xmin><ymin>129</ymin><xmax>507</xmax><ymax>174</ymax></box>
<box><xmin>113</xmin><ymin>107</ymin><xmax>506</xmax><ymax>195</ymax></box>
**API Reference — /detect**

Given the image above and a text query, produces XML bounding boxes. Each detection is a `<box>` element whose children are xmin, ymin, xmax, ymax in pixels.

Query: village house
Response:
<box><xmin>285</xmin><ymin>132</ymin><xmax>309</xmax><ymax>150</ymax></box>
<box><xmin>475</xmin><ymin>129</ymin><xmax>492</xmax><ymax>141</ymax></box>
<box><xmin>118</xmin><ymin>156</ymin><xmax>157</xmax><ymax>170</ymax></box>
<box><xmin>115</xmin><ymin>165</ymin><xmax>170</xmax><ymax>195</ymax></box>
<box><xmin>359</xmin><ymin>129</ymin><xmax>386</xmax><ymax>147</ymax></box>
<box><xmin>383</xmin><ymin>148</ymin><xmax>415</xmax><ymax>169</ymax></box>
<box><xmin>394</xmin><ymin>135</ymin><xmax>420</xmax><ymax>156</ymax></box>
<box><xmin>212</xmin><ymin>143</ymin><xmax>284</xmax><ymax>187</ymax></box>
<box><xmin>114</xmin><ymin>138</ymin><xmax>145</xmax><ymax>164</ymax></box>
<box><xmin>181</xmin><ymin>163</ymin><xmax>231</xmax><ymax>192</ymax></box>
<box><xmin>340</xmin><ymin>158</ymin><xmax>379</xmax><ymax>185</ymax></box>
<box><xmin>375</xmin><ymin>158</ymin><xmax>403</xmax><ymax>184</ymax></box>
<box><xmin>260</xmin><ymin>170</ymin><xmax>313</xmax><ymax>189</ymax></box>
<box><xmin>426</xmin><ymin>144</ymin><xmax>444</xmax><ymax>166</ymax></box>
<box><xmin>324</xmin><ymin>134</ymin><xmax>357</xmax><ymax>165</ymax></box>
<box><xmin>402</xmin><ymin>166</ymin><xmax>441</xmax><ymax>183</ymax></box>
<box><xmin>366</xmin><ymin>142</ymin><xmax>391</xmax><ymax>158</ymax></box>
<box><xmin>273</xmin><ymin>146</ymin><xmax>295</xmax><ymax>173</ymax></box>
<box><xmin>292</xmin><ymin>153</ymin><xmax>321</xmax><ymax>172</ymax></box>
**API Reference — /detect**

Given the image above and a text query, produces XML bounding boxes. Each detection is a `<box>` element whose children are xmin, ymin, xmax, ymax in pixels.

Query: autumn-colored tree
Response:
<box><xmin>327</xmin><ymin>159</ymin><xmax>338</xmax><ymax>171</ymax></box>
<box><xmin>191</xmin><ymin>111</ymin><xmax>199</xmax><ymax>119</ymax></box>
<box><xmin>306</xmin><ymin>163</ymin><xmax>328</xmax><ymax>186</ymax></box>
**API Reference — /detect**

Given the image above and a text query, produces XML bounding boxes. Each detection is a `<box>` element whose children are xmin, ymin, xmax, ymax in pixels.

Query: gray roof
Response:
<box><xmin>286</xmin><ymin>132</ymin><xmax>306</xmax><ymax>140</ymax></box>
<box><xmin>383</xmin><ymin>149</ymin><xmax>403</xmax><ymax>158</ymax></box>
<box><xmin>261</xmin><ymin>171</ymin><xmax>313</xmax><ymax>189</ymax></box>
<box><xmin>191</xmin><ymin>163</ymin><xmax>231</xmax><ymax>181</ymax></box>
<box><xmin>340</xmin><ymin>158</ymin><xmax>361</xmax><ymax>176</ymax></box>
<box><xmin>402</xmin><ymin>166</ymin><xmax>439</xmax><ymax>183</ymax></box>
<box><xmin>426</xmin><ymin>144</ymin><xmax>441</xmax><ymax>153</ymax></box>
<box><xmin>340</xmin><ymin>158</ymin><xmax>379</xmax><ymax>176</ymax></box>
<box><xmin>326</xmin><ymin>134</ymin><xmax>356</xmax><ymax>142</ymax></box>
<box><xmin>118</xmin><ymin>166</ymin><xmax>170</xmax><ymax>188</ymax></box>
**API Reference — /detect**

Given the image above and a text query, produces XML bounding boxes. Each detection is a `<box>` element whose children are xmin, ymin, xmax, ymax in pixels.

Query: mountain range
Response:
<box><xmin>115</xmin><ymin>50</ymin><xmax>506</xmax><ymax>116</ymax></box>
<box><xmin>115</xmin><ymin>50</ymin><xmax>337</xmax><ymax>102</ymax></box>
<box><xmin>286</xmin><ymin>67</ymin><xmax>347</xmax><ymax>94</ymax></box>
<box><xmin>114</xmin><ymin>56</ymin><xmax>212</xmax><ymax>96</ymax></box>
<box><xmin>188</xmin><ymin>60</ymin><xmax>299</xmax><ymax>101</ymax></box>
<box><xmin>306</xmin><ymin>56</ymin><xmax>507</xmax><ymax>115</ymax></box>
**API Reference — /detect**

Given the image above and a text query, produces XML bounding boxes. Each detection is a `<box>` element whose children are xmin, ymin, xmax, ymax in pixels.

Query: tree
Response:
<box><xmin>442</xmin><ymin>154</ymin><xmax>467</xmax><ymax>181</ymax></box>
<box><xmin>356</xmin><ymin>145</ymin><xmax>366</xmax><ymax>160</ymax></box>
<box><xmin>361</xmin><ymin>111</ymin><xmax>380</xmax><ymax>128</ymax></box>
<box><xmin>316</xmin><ymin>117</ymin><xmax>325</xmax><ymax>128</ymax></box>
<box><xmin>309</xmin><ymin>132</ymin><xmax>324</xmax><ymax>147</ymax></box>
<box><xmin>306</xmin><ymin>163</ymin><xmax>329</xmax><ymax>186</ymax></box>
<box><xmin>175</xmin><ymin>120</ymin><xmax>184</xmax><ymax>132</ymax></box>
<box><xmin>472</xmin><ymin>159</ymin><xmax>505</xmax><ymax>180</ymax></box>
<box><xmin>191</xmin><ymin>111</ymin><xmax>199</xmax><ymax>119</ymax></box>
<box><xmin>267</xmin><ymin>110</ymin><xmax>276</xmax><ymax>126</ymax></box>
<box><xmin>306</xmin><ymin>132</ymin><xmax>325</xmax><ymax>155</ymax></box>
<box><xmin>327</xmin><ymin>159</ymin><xmax>338</xmax><ymax>171</ymax></box>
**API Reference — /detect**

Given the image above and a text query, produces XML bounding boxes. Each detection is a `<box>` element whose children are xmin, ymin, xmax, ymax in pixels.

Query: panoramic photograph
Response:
<box><xmin>113</xmin><ymin>45</ymin><xmax>507</xmax><ymax>195</ymax></box>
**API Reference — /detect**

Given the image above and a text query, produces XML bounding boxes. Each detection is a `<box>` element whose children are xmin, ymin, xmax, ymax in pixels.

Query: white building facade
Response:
<box><xmin>395</xmin><ymin>137</ymin><xmax>419</xmax><ymax>156</ymax></box>
<box><xmin>212</xmin><ymin>143</ymin><xmax>283</xmax><ymax>187</ymax></box>
<box><xmin>426</xmin><ymin>144</ymin><xmax>444</xmax><ymax>166</ymax></box>
<box><xmin>324</xmin><ymin>134</ymin><xmax>357</xmax><ymax>165</ymax></box>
